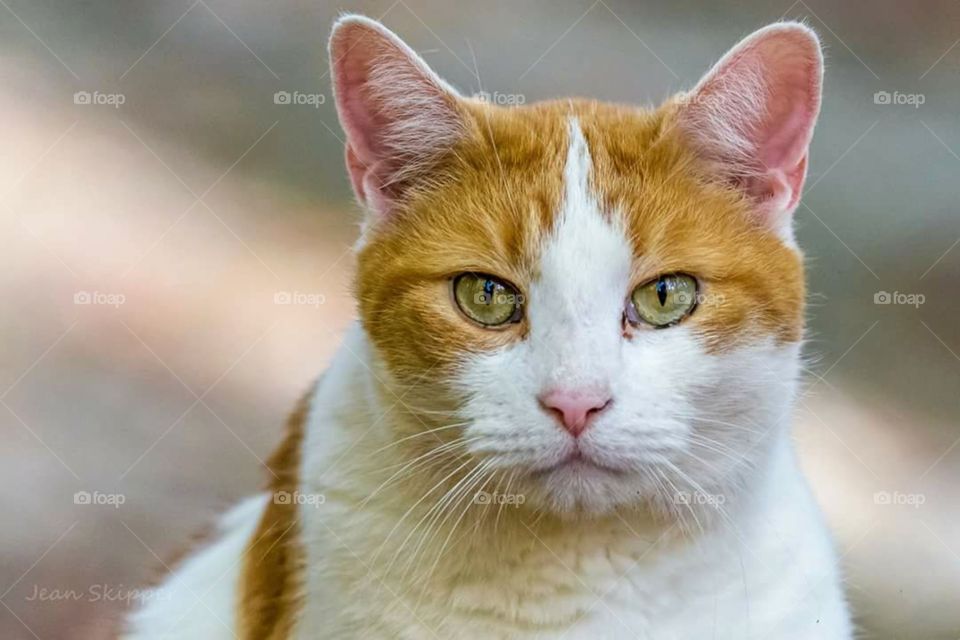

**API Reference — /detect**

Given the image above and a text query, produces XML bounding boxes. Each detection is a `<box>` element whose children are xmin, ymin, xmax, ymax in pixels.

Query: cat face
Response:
<box><xmin>331</xmin><ymin>17</ymin><xmax>821</xmax><ymax>514</ymax></box>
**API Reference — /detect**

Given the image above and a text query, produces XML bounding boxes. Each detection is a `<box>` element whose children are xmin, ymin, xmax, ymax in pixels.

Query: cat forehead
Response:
<box><xmin>534</xmin><ymin>119</ymin><xmax>633</xmax><ymax>315</ymax></box>
<box><xmin>366</xmin><ymin>101</ymin><xmax>666</xmax><ymax>277</ymax></box>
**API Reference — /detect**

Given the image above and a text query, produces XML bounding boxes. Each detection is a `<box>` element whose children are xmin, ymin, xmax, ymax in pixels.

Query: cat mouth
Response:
<box><xmin>533</xmin><ymin>448</ymin><xmax>624</xmax><ymax>476</ymax></box>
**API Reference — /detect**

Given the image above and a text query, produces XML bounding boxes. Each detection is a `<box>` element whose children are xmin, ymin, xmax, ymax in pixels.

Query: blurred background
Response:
<box><xmin>0</xmin><ymin>1</ymin><xmax>958</xmax><ymax>638</ymax></box>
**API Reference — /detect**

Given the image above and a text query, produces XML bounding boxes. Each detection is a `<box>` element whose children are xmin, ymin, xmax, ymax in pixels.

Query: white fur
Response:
<box><xmin>122</xmin><ymin>493</ymin><xmax>269</xmax><ymax>639</ymax></box>
<box><xmin>287</xmin><ymin>327</ymin><xmax>852</xmax><ymax>638</ymax></box>
<box><xmin>124</xmin><ymin>104</ymin><xmax>851</xmax><ymax>640</ymax></box>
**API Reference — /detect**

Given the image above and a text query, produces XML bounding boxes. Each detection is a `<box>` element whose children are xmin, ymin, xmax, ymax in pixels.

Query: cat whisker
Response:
<box><xmin>360</xmin><ymin>438</ymin><xmax>480</xmax><ymax>509</ymax></box>
<box><xmin>404</xmin><ymin>459</ymin><xmax>493</xmax><ymax>571</ymax></box>
<box><xmin>655</xmin><ymin>465</ymin><xmax>704</xmax><ymax>537</ymax></box>
<box><xmin>366</xmin><ymin>421</ymin><xmax>470</xmax><ymax>457</ymax></box>
<box><xmin>409</xmin><ymin>459</ymin><xmax>498</xmax><ymax>602</ymax></box>
<box><xmin>690</xmin><ymin>415</ymin><xmax>765</xmax><ymax>435</ymax></box>
<box><xmin>685</xmin><ymin>433</ymin><xmax>751</xmax><ymax>467</ymax></box>
<box><xmin>397</xmin><ymin>403</ymin><xmax>463</xmax><ymax>417</ymax></box>
<box><xmin>372</xmin><ymin>456</ymin><xmax>478</xmax><ymax>574</ymax></box>
<box><xmin>658</xmin><ymin>458</ymin><xmax>749</xmax><ymax>550</ymax></box>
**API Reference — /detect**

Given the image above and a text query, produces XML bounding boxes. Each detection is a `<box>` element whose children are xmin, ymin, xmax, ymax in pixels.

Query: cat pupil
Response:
<box><xmin>656</xmin><ymin>279</ymin><xmax>668</xmax><ymax>306</ymax></box>
<box><xmin>483</xmin><ymin>279</ymin><xmax>495</xmax><ymax>305</ymax></box>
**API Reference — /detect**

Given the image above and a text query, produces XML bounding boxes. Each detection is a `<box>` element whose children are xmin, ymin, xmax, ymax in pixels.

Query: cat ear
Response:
<box><xmin>674</xmin><ymin>23</ymin><xmax>823</xmax><ymax>239</ymax></box>
<box><xmin>329</xmin><ymin>15</ymin><xmax>468</xmax><ymax>220</ymax></box>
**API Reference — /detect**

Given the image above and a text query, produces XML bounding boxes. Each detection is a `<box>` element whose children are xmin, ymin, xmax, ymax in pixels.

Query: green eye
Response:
<box><xmin>453</xmin><ymin>273</ymin><xmax>523</xmax><ymax>327</ymax></box>
<box><xmin>629</xmin><ymin>274</ymin><xmax>698</xmax><ymax>327</ymax></box>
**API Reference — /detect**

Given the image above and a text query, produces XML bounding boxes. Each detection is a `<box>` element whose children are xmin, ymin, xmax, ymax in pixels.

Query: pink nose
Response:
<box><xmin>538</xmin><ymin>388</ymin><xmax>612</xmax><ymax>437</ymax></box>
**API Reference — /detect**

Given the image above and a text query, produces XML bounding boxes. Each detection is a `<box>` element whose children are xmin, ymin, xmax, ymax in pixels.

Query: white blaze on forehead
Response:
<box><xmin>528</xmin><ymin>118</ymin><xmax>633</xmax><ymax>387</ymax></box>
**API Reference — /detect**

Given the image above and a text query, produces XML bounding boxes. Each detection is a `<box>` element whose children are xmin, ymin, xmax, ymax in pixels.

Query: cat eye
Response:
<box><xmin>628</xmin><ymin>273</ymin><xmax>699</xmax><ymax>328</ymax></box>
<box><xmin>452</xmin><ymin>273</ymin><xmax>523</xmax><ymax>327</ymax></box>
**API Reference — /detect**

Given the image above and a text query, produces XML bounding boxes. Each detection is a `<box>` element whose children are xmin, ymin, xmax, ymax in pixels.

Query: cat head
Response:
<box><xmin>330</xmin><ymin>16</ymin><xmax>821</xmax><ymax>516</ymax></box>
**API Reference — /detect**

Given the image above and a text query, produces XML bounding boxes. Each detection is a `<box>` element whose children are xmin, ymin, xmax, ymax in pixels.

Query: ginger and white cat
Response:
<box><xmin>125</xmin><ymin>15</ymin><xmax>853</xmax><ymax>639</ymax></box>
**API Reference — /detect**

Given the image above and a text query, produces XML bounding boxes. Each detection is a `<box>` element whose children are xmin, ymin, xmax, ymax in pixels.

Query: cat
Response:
<box><xmin>124</xmin><ymin>14</ymin><xmax>853</xmax><ymax>640</ymax></box>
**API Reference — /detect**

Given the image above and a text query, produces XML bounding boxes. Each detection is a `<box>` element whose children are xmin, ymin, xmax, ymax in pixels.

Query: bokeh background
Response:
<box><xmin>1</xmin><ymin>1</ymin><xmax>958</xmax><ymax>638</ymax></box>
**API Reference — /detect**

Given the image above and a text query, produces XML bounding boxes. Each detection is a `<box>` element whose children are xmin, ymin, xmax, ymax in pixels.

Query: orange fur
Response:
<box><xmin>236</xmin><ymin>392</ymin><xmax>310</xmax><ymax>639</ymax></box>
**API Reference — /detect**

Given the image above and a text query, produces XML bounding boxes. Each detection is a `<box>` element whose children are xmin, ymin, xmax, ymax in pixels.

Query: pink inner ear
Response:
<box><xmin>761</xmin><ymin>98</ymin><xmax>816</xmax><ymax>169</ymax></box>
<box><xmin>344</xmin><ymin>144</ymin><xmax>371</xmax><ymax>206</ymax></box>
<box><xmin>329</xmin><ymin>17</ymin><xmax>465</xmax><ymax>218</ymax></box>
<box><xmin>337</xmin><ymin>58</ymin><xmax>380</xmax><ymax>169</ymax></box>
<box><xmin>679</xmin><ymin>24</ymin><xmax>823</xmax><ymax>227</ymax></box>
<box><xmin>751</xmin><ymin>34</ymin><xmax>820</xmax><ymax>169</ymax></box>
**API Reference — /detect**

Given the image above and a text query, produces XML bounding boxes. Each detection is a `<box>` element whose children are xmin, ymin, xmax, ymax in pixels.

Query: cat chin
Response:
<box><xmin>522</xmin><ymin>464</ymin><xmax>651</xmax><ymax>515</ymax></box>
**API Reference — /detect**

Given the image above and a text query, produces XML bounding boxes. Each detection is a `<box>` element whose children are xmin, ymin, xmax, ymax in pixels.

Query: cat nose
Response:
<box><xmin>538</xmin><ymin>388</ymin><xmax>612</xmax><ymax>437</ymax></box>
